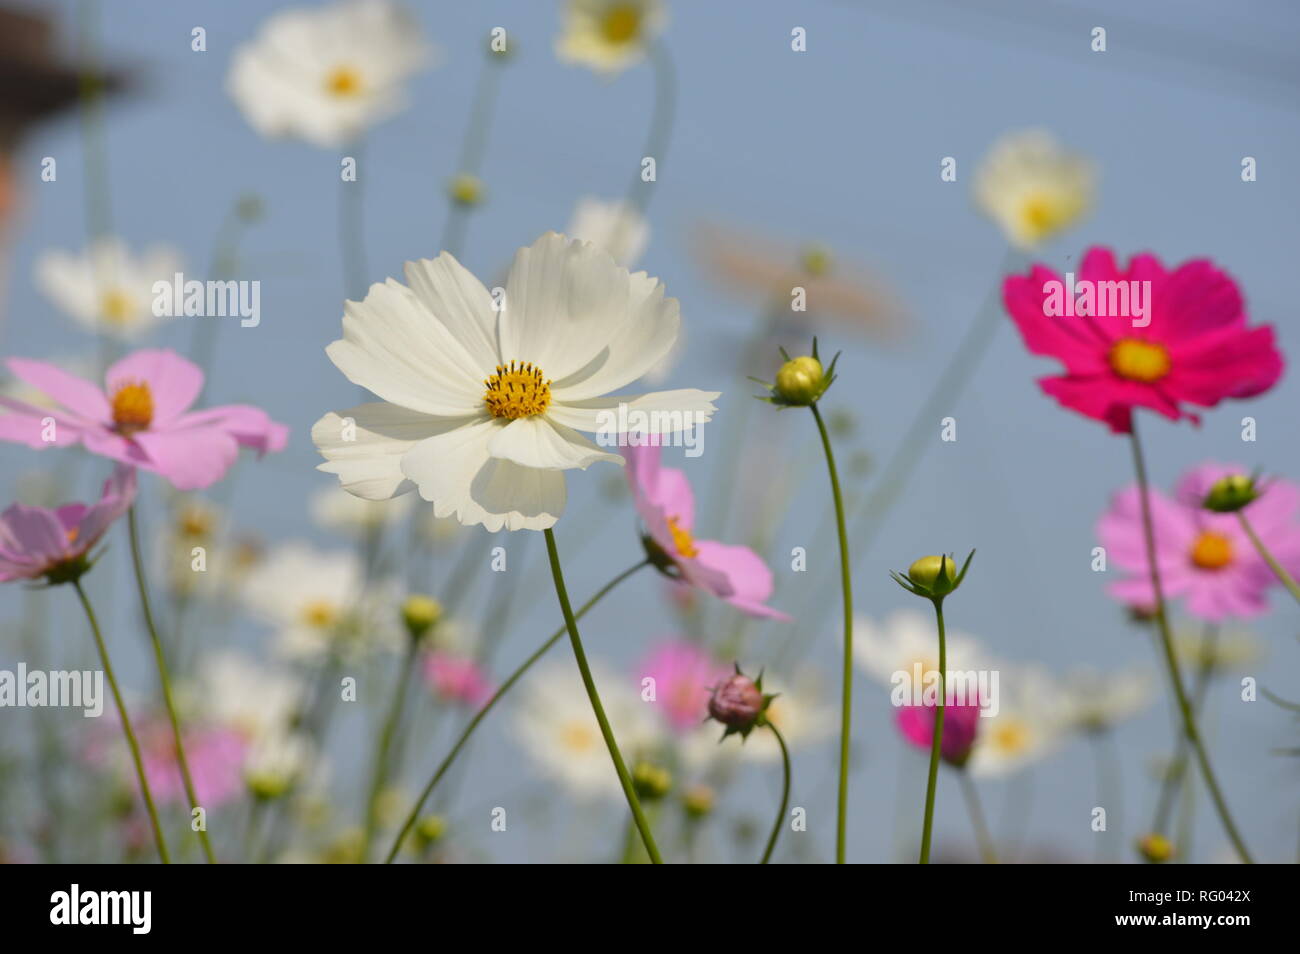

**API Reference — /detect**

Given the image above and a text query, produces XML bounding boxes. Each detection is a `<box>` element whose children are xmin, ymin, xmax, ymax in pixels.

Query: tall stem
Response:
<box><xmin>1238</xmin><ymin>510</ymin><xmax>1300</xmax><ymax>607</ymax></box>
<box><xmin>127</xmin><ymin>505</ymin><xmax>218</xmax><ymax>864</ymax></box>
<box><xmin>72</xmin><ymin>580</ymin><xmax>170</xmax><ymax>864</ymax></box>
<box><xmin>1127</xmin><ymin>424</ymin><xmax>1253</xmax><ymax>863</ymax></box>
<box><xmin>1151</xmin><ymin>623</ymin><xmax>1218</xmax><ymax>839</ymax></box>
<box><xmin>759</xmin><ymin>722</ymin><xmax>792</xmax><ymax>864</ymax></box>
<box><xmin>919</xmin><ymin>599</ymin><xmax>947</xmax><ymax>864</ymax></box>
<box><xmin>360</xmin><ymin>639</ymin><xmax>419</xmax><ymax>861</ymax></box>
<box><xmin>543</xmin><ymin>528</ymin><xmax>662</xmax><ymax>864</ymax></box>
<box><xmin>811</xmin><ymin>402</ymin><xmax>854</xmax><ymax>864</ymax></box>
<box><xmin>385</xmin><ymin>558</ymin><xmax>649</xmax><ymax>863</ymax></box>
<box><xmin>958</xmin><ymin>768</ymin><xmax>997</xmax><ymax>864</ymax></box>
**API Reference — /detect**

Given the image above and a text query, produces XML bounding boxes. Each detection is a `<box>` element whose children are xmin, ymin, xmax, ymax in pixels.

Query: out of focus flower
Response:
<box><xmin>1055</xmin><ymin>666</ymin><xmax>1154</xmax><ymax>733</ymax></box>
<box><xmin>555</xmin><ymin>0</ymin><xmax>666</xmax><ymax>75</ymax></box>
<box><xmin>0</xmin><ymin>349</ymin><xmax>289</xmax><ymax>491</ymax></box>
<box><xmin>245</xmin><ymin>733</ymin><xmax>315</xmax><ymax>799</ymax></box>
<box><xmin>310</xmin><ymin>485</ymin><xmax>412</xmax><ymax>536</ymax></box>
<box><xmin>0</xmin><ymin>465</ymin><xmax>135</xmax><ymax>583</ymax></box>
<box><xmin>973</xmin><ymin>129</ymin><xmax>1092</xmax><ymax>249</ymax></box>
<box><xmin>401</xmin><ymin>594</ymin><xmax>442</xmax><ymax>640</ymax></box>
<box><xmin>639</xmin><ymin>640</ymin><xmax>729</xmax><ymax>733</ymax></box>
<box><xmin>84</xmin><ymin>715</ymin><xmax>247</xmax><ymax>809</ymax></box>
<box><xmin>967</xmin><ymin>668</ymin><xmax>1063</xmax><ymax>779</ymax></box>
<box><xmin>422</xmin><ymin>650</ymin><xmax>492</xmax><ymax>707</ymax></box>
<box><xmin>1003</xmin><ymin>249</ymin><xmax>1283</xmax><ymax>435</ymax></box>
<box><xmin>625</xmin><ymin>444</ymin><xmax>788</xmax><ymax>619</ymax></box>
<box><xmin>241</xmin><ymin>542</ymin><xmax>400</xmax><ymax>659</ymax></box>
<box><xmin>512</xmin><ymin>660</ymin><xmax>661</xmax><ymax>798</ymax></box>
<box><xmin>1173</xmin><ymin>625</ymin><xmax>1263</xmax><ymax>672</ymax></box>
<box><xmin>895</xmin><ymin>695</ymin><xmax>982</xmax><ymax>766</ymax></box>
<box><xmin>35</xmin><ymin>238</ymin><xmax>182</xmax><ymax>340</ymax></box>
<box><xmin>1099</xmin><ymin>463</ymin><xmax>1300</xmax><ymax>621</ymax></box>
<box><xmin>227</xmin><ymin>0</ymin><xmax>432</xmax><ymax>148</ymax></box>
<box><xmin>0</xmin><ymin>356</ymin><xmax>94</xmax><ymax>409</ymax></box>
<box><xmin>853</xmin><ymin>609</ymin><xmax>988</xmax><ymax>687</ymax></box>
<box><xmin>567</xmin><ymin>197</ymin><xmax>648</xmax><ymax>267</ymax></box>
<box><xmin>199</xmin><ymin>650</ymin><xmax>306</xmax><ymax>741</ymax></box>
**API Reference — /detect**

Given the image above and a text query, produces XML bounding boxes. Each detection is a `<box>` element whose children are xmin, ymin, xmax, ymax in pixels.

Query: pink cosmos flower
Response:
<box><xmin>423</xmin><ymin>651</ymin><xmax>492</xmax><ymax>707</ymax></box>
<box><xmin>84</xmin><ymin>715</ymin><xmax>247</xmax><ymax>809</ymax></box>
<box><xmin>1099</xmin><ymin>462</ymin><xmax>1300</xmax><ymax>621</ymax></box>
<box><xmin>0</xmin><ymin>349</ymin><xmax>289</xmax><ymax>490</ymax></box>
<box><xmin>1003</xmin><ymin>248</ymin><xmax>1283</xmax><ymax>434</ymax></box>
<box><xmin>639</xmin><ymin>640</ymin><xmax>731</xmax><ymax>733</ymax></box>
<box><xmin>0</xmin><ymin>465</ymin><xmax>135</xmax><ymax>582</ymax></box>
<box><xmin>896</xmin><ymin>697</ymin><xmax>982</xmax><ymax>766</ymax></box>
<box><xmin>624</xmin><ymin>443</ymin><xmax>790</xmax><ymax>620</ymax></box>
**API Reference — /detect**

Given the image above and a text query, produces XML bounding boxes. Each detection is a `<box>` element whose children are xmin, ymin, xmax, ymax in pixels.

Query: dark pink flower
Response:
<box><xmin>895</xmin><ymin>697</ymin><xmax>982</xmax><ymax>766</ymax></box>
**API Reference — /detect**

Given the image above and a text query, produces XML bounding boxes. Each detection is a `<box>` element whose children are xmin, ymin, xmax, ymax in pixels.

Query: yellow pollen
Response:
<box><xmin>325</xmin><ymin>65</ymin><xmax>363</xmax><ymax>97</ymax></box>
<box><xmin>600</xmin><ymin>4</ymin><xmax>642</xmax><ymax>44</ymax></box>
<box><xmin>993</xmin><ymin>721</ymin><xmax>1029</xmax><ymax>754</ymax></box>
<box><xmin>66</xmin><ymin>526</ymin><xmax>80</xmax><ymax>545</ymax></box>
<box><xmin>560</xmin><ymin>722</ymin><xmax>597</xmax><ymax>753</ymax></box>
<box><xmin>1109</xmin><ymin>338</ymin><xmax>1171</xmax><ymax>383</ymax></box>
<box><xmin>301</xmin><ymin>600</ymin><xmax>339</xmax><ymax>629</ymax></box>
<box><xmin>178</xmin><ymin>506</ymin><xmax>214</xmax><ymax>538</ymax></box>
<box><xmin>483</xmin><ymin>361</ymin><xmax>552</xmax><ymax>420</ymax></box>
<box><xmin>1190</xmin><ymin>531</ymin><xmax>1234</xmax><ymax>570</ymax></box>
<box><xmin>666</xmin><ymin>515</ymin><xmax>698</xmax><ymax>558</ymax></box>
<box><xmin>100</xmin><ymin>289</ymin><xmax>133</xmax><ymax>325</ymax></box>
<box><xmin>110</xmin><ymin>381</ymin><xmax>154</xmax><ymax>436</ymax></box>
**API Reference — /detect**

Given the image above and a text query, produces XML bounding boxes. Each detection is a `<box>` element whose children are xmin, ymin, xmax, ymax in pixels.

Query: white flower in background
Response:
<box><xmin>1173</xmin><ymin>626</ymin><xmax>1263</xmax><ymax>672</ymax></box>
<box><xmin>556</xmin><ymin>0</ymin><xmax>667</xmax><ymax>75</ymax></box>
<box><xmin>512</xmin><ymin>659</ymin><xmax>662</xmax><ymax>799</ymax></box>
<box><xmin>35</xmin><ymin>239</ymin><xmax>181</xmax><ymax>340</ymax></box>
<box><xmin>973</xmin><ymin>129</ymin><xmax>1093</xmax><ymax>250</ymax></box>
<box><xmin>227</xmin><ymin>0</ymin><xmax>432</xmax><ymax>149</ymax></box>
<box><xmin>1056</xmin><ymin>665</ymin><xmax>1154</xmax><ymax>733</ymax></box>
<box><xmin>967</xmin><ymin>666</ymin><xmax>1064</xmax><ymax>779</ymax></box>
<box><xmin>200</xmin><ymin>650</ymin><xmax>306</xmax><ymax>740</ymax></box>
<box><xmin>853</xmin><ymin>609</ymin><xmax>989</xmax><ymax>688</ymax></box>
<box><xmin>310</xmin><ymin>485</ymin><xmax>412</xmax><ymax>535</ymax></box>
<box><xmin>241</xmin><ymin>542</ymin><xmax>400</xmax><ymax>659</ymax></box>
<box><xmin>312</xmin><ymin>232</ymin><xmax>719</xmax><ymax>532</ymax></box>
<box><xmin>566</xmin><ymin>197</ymin><xmax>649</xmax><ymax>268</ymax></box>
<box><xmin>680</xmin><ymin>677</ymin><xmax>834</xmax><ymax>768</ymax></box>
<box><xmin>245</xmin><ymin>732</ymin><xmax>316</xmax><ymax>795</ymax></box>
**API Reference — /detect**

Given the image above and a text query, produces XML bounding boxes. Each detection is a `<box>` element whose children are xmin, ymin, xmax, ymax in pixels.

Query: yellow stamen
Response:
<box><xmin>992</xmin><ymin>721</ymin><xmax>1029</xmax><ymax>754</ymax></box>
<box><xmin>110</xmin><ymin>381</ymin><xmax>154</xmax><ymax>436</ymax></box>
<box><xmin>483</xmin><ymin>361</ymin><xmax>552</xmax><ymax>420</ymax></box>
<box><xmin>301</xmin><ymin>600</ymin><xmax>339</xmax><ymax>629</ymax></box>
<box><xmin>1109</xmin><ymin>338</ymin><xmax>1171</xmax><ymax>383</ymax></box>
<box><xmin>666</xmin><ymin>515</ymin><xmax>698</xmax><ymax>558</ymax></box>
<box><xmin>1190</xmin><ymin>531</ymin><xmax>1234</xmax><ymax>570</ymax></box>
<box><xmin>100</xmin><ymin>289</ymin><xmax>134</xmax><ymax>325</ymax></box>
<box><xmin>600</xmin><ymin>4</ymin><xmax>642</xmax><ymax>45</ymax></box>
<box><xmin>560</xmin><ymin>722</ymin><xmax>596</xmax><ymax>753</ymax></box>
<box><xmin>325</xmin><ymin>65</ymin><xmax>363</xmax><ymax>97</ymax></box>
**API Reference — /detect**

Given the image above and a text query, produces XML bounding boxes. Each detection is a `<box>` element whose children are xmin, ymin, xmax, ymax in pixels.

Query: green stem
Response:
<box><xmin>542</xmin><ymin>528</ymin><xmax>662</xmax><ymax>864</ymax></box>
<box><xmin>360</xmin><ymin>639</ymin><xmax>419</xmax><ymax>861</ymax></box>
<box><xmin>1151</xmin><ymin>624</ymin><xmax>1218</xmax><ymax>839</ymax></box>
<box><xmin>759</xmin><ymin>722</ymin><xmax>792</xmax><ymax>864</ymax></box>
<box><xmin>72</xmin><ymin>579</ymin><xmax>170</xmax><ymax>864</ymax></box>
<box><xmin>919</xmin><ymin>599</ymin><xmax>947</xmax><ymax>864</ymax></box>
<box><xmin>623</xmin><ymin>40</ymin><xmax>677</xmax><ymax>215</ymax></box>
<box><xmin>384</xmin><ymin>558</ymin><xmax>649</xmax><ymax>863</ymax></box>
<box><xmin>1238</xmin><ymin>510</ymin><xmax>1300</xmax><ymax>607</ymax></box>
<box><xmin>1127</xmin><ymin>424</ymin><xmax>1253</xmax><ymax>863</ymax></box>
<box><xmin>958</xmin><ymin>768</ymin><xmax>996</xmax><ymax>864</ymax></box>
<box><xmin>811</xmin><ymin>402</ymin><xmax>854</xmax><ymax>864</ymax></box>
<box><xmin>127</xmin><ymin>505</ymin><xmax>218</xmax><ymax>864</ymax></box>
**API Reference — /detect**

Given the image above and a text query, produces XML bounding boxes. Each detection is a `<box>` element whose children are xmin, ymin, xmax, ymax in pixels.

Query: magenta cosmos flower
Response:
<box><xmin>422</xmin><ymin>651</ymin><xmax>492</xmax><ymax>707</ymax></box>
<box><xmin>0</xmin><ymin>465</ymin><xmax>135</xmax><ymax>583</ymax></box>
<box><xmin>639</xmin><ymin>641</ymin><xmax>731</xmax><ymax>733</ymax></box>
<box><xmin>895</xmin><ymin>697</ymin><xmax>982</xmax><ymax>766</ymax></box>
<box><xmin>1099</xmin><ymin>462</ymin><xmax>1300</xmax><ymax>621</ymax></box>
<box><xmin>0</xmin><ymin>349</ymin><xmax>288</xmax><ymax>490</ymax></box>
<box><xmin>1003</xmin><ymin>248</ymin><xmax>1283</xmax><ymax>433</ymax></box>
<box><xmin>624</xmin><ymin>444</ymin><xmax>790</xmax><ymax>620</ymax></box>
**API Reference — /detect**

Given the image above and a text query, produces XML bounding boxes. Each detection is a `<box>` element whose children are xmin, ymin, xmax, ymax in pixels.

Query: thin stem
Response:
<box><xmin>384</xmin><ymin>558</ymin><xmax>649</xmax><ymax>863</ymax></box>
<box><xmin>1238</xmin><ymin>510</ymin><xmax>1300</xmax><ymax>607</ymax></box>
<box><xmin>436</xmin><ymin>52</ymin><xmax>505</xmax><ymax>258</ymax></box>
<box><xmin>360</xmin><ymin>639</ymin><xmax>419</xmax><ymax>861</ymax></box>
<box><xmin>1151</xmin><ymin>623</ymin><xmax>1218</xmax><ymax>839</ymax></box>
<box><xmin>623</xmin><ymin>41</ymin><xmax>678</xmax><ymax>215</ymax></box>
<box><xmin>127</xmin><ymin>505</ymin><xmax>218</xmax><ymax>864</ymax></box>
<box><xmin>919</xmin><ymin>599</ymin><xmax>947</xmax><ymax>864</ymax></box>
<box><xmin>957</xmin><ymin>768</ymin><xmax>996</xmax><ymax>864</ymax></box>
<box><xmin>73</xmin><ymin>580</ymin><xmax>170</xmax><ymax>864</ymax></box>
<box><xmin>1127</xmin><ymin>424</ymin><xmax>1253</xmax><ymax>863</ymax></box>
<box><xmin>543</xmin><ymin>528</ymin><xmax>662</xmax><ymax>864</ymax></box>
<box><xmin>811</xmin><ymin>402</ymin><xmax>854</xmax><ymax>864</ymax></box>
<box><xmin>759</xmin><ymin>722</ymin><xmax>792</xmax><ymax>864</ymax></box>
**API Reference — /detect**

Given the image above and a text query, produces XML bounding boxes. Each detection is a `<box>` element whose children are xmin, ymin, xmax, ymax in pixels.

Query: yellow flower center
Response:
<box><xmin>66</xmin><ymin>526</ymin><xmax>80</xmax><ymax>545</ymax></box>
<box><xmin>483</xmin><ymin>361</ymin><xmax>552</xmax><ymax>420</ymax></box>
<box><xmin>992</xmin><ymin>720</ymin><xmax>1030</xmax><ymax>755</ymax></box>
<box><xmin>178</xmin><ymin>506</ymin><xmax>214</xmax><ymax>539</ymax></box>
<box><xmin>1190</xmin><ymin>531</ymin><xmax>1234</xmax><ymax>570</ymax></box>
<box><xmin>1109</xmin><ymin>338</ymin><xmax>1171</xmax><ymax>383</ymax></box>
<box><xmin>100</xmin><ymin>288</ymin><xmax>134</xmax><ymax>325</ymax></box>
<box><xmin>560</xmin><ymin>722</ymin><xmax>597</xmax><ymax>753</ymax></box>
<box><xmin>666</xmin><ymin>515</ymin><xmax>698</xmax><ymax>558</ymax></box>
<box><xmin>110</xmin><ymin>381</ymin><xmax>154</xmax><ymax>436</ymax></box>
<box><xmin>301</xmin><ymin>600</ymin><xmax>339</xmax><ymax>629</ymax></box>
<box><xmin>325</xmin><ymin>65</ymin><xmax>364</xmax><ymax>97</ymax></box>
<box><xmin>600</xmin><ymin>4</ymin><xmax>642</xmax><ymax>45</ymax></box>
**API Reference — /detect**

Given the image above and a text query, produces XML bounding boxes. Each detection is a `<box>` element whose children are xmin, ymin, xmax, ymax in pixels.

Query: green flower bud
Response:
<box><xmin>908</xmin><ymin>555</ymin><xmax>956</xmax><ymax>590</ymax></box>
<box><xmin>447</xmin><ymin>173</ymin><xmax>485</xmax><ymax>207</ymax></box>
<box><xmin>1136</xmin><ymin>833</ymin><xmax>1174</xmax><ymax>864</ymax></box>
<box><xmin>631</xmin><ymin>761</ymin><xmax>672</xmax><ymax>800</ymax></box>
<box><xmin>1202</xmin><ymin>473</ymin><xmax>1260</xmax><ymax>513</ymax></box>
<box><xmin>800</xmin><ymin>244</ymin><xmax>833</xmax><ymax>277</ymax></box>
<box><xmin>414</xmin><ymin>814</ymin><xmax>447</xmax><ymax>849</ymax></box>
<box><xmin>402</xmin><ymin>594</ymin><xmax>442</xmax><ymax>640</ymax></box>
<box><xmin>247</xmin><ymin>770</ymin><xmax>292</xmax><ymax>802</ymax></box>
<box><xmin>682</xmin><ymin>784</ymin><xmax>715</xmax><ymax>819</ymax></box>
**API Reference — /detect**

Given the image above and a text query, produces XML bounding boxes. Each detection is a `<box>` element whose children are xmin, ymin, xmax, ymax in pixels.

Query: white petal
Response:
<box><xmin>312</xmin><ymin>402</ymin><xmax>466</xmax><ymax>500</ymax></box>
<box><xmin>486</xmin><ymin>415</ymin><xmax>623</xmax><ymax>470</ymax></box>
<box><xmin>327</xmin><ymin>278</ymin><xmax>485</xmax><ymax>416</ymax></box>
<box><xmin>547</xmin><ymin>389</ymin><xmax>721</xmax><ymax>438</ymax></box>
<box><xmin>403</xmin><ymin>254</ymin><xmax>501</xmax><ymax>370</ymax></box>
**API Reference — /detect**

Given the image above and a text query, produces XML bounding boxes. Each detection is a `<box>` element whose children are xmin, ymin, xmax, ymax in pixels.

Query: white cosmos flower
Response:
<box><xmin>1056</xmin><ymin>665</ymin><xmax>1154</xmax><ymax>733</ymax></box>
<box><xmin>973</xmin><ymin>129</ymin><xmax>1093</xmax><ymax>250</ymax></box>
<box><xmin>241</xmin><ymin>542</ymin><xmax>400</xmax><ymax>660</ymax></box>
<box><xmin>556</xmin><ymin>0</ymin><xmax>667</xmax><ymax>75</ymax></box>
<box><xmin>853</xmin><ymin>609</ymin><xmax>989</xmax><ymax>688</ymax></box>
<box><xmin>35</xmin><ymin>238</ymin><xmax>182</xmax><ymax>340</ymax></box>
<box><xmin>199</xmin><ymin>650</ymin><xmax>306</xmax><ymax>742</ymax></box>
<box><xmin>227</xmin><ymin>0</ymin><xmax>432</xmax><ymax>149</ymax></box>
<box><xmin>567</xmin><ymin>197</ymin><xmax>649</xmax><ymax>268</ymax></box>
<box><xmin>312</xmin><ymin>231</ymin><xmax>719</xmax><ymax>532</ymax></box>
<box><xmin>512</xmin><ymin>659</ymin><xmax>663</xmax><ymax>799</ymax></box>
<box><xmin>967</xmin><ymin>666</ymin><xmax>1065</xmax><ymax>779</ymax></box>
<box><xmin>310</xmin><ymin>485</ymin><xmax>412</xmax><ymax>535</ymax></box>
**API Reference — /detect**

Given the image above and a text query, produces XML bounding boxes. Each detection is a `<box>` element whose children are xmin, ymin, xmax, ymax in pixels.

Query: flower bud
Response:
<box><xmin>414</xmin><ymin>814</ymin><xmax>447</xmax><ymax>849</ymax></box>
<box><xmin>1202</xmin><ymin>473</ymin><xmax>1259</xmax><ymax>513</ymax></box>
<box><xmin>631</xmin><ymin>761</ymin><xmax>672</xmax><ymax>800</ymax></box>
<box><xmin>800</xmin><ymin>244</ymin><xmax>833</xmax><ymax>277</ymax></box>
<box><xmin>708</xmin><ymin>673</ymin><xmax>763</xmax><ymax>729</ymax></box>
<box><xmin>401</xmin><ymin>594</ymin><xmax>442</xmax><ymax>640</ymax></box>
<box><xmin>1136</xmin><ymin>833</ymin><xmax>1174</xmax><ymax>864</ymax></box>
<box><xmin>682</xmin><ymin>784</ymin><xmax>715</xmax><ymax>819</ymax></box>
<box><xmin>908</xmin><ymin>555</ymin><xmax>956</xmax><ymax>589</ymax></box>
<box><xmin>447</xmin><ymin>173</ymin><xmax>484</xmax><ymax>206</ymax></box>
<box><xmin>247</xmin><ymin>770</ymin><xmax>292</xmax><ymax>802</ymax></box>
<box><xmin>774</xmin><ymin>355</ymin><xmax>824</xmax><ymax>405</ymax></box>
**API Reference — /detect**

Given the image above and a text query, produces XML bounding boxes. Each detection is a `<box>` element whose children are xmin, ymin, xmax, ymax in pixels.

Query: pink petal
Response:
<box><xmin>692</xmin><ymin>539</ymin><xmax>790</xmax><ymax>620</ymax></box>
<box><xmin>6</xmin><ymin>358</ymin><xmax>109</xmax><ymax>422</ymax></box>
<box><xmin>177</xmin><ymin>404</ymin><xmax>289</xmax><ymax>455</ymax></box>
<box><xmin>105</xmin><ymin>349</ymin><xmax>204</xmax><ymax>425</ymax></box>
<box><xmin>131</xmin><ymin>427</ymin><xmax>240</xmax><ymax>490</ymax></box>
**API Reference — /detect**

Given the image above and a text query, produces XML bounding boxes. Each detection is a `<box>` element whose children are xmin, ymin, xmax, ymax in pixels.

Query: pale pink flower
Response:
<box><xmin>423</xmin><ymin>651</ymin><xmax>492</xmax><ymax>707</ymax></box>
<box><xmin>639</xmin><ymin>640</ymin><xmax>730</xmax><ymax>733</ymax></box>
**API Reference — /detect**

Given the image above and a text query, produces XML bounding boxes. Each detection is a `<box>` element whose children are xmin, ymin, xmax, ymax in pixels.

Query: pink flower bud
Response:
<box><xmin>708</xmin><ymin>673</ymin><xmax>763</xmax><ymax>728</ymax></box>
